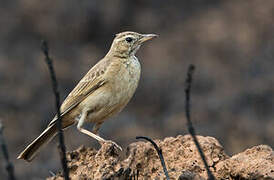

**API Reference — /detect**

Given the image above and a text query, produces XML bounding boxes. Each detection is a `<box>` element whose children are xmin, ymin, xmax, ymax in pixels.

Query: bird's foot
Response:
<box><xmin>100</xmin><ymin>140</ymin><xmax>123</xmax><ymax>151</ymax></box>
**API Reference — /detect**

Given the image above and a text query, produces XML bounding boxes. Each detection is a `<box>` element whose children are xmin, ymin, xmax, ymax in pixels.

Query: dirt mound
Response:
<box><xmin>48</xmin><ymin>135</ymin><xmax>273</xmax><ymax>180</ymax></box>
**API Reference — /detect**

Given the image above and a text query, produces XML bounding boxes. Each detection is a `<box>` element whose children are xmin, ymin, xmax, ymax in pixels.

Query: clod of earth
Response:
<box><xmin>48</xmin><ymin>135</ymin><xmax>274</xmax><ymax>180</ymax></box>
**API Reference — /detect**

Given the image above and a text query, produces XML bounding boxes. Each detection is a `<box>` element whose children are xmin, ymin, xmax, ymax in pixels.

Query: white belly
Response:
<box><xmin>114</xmin><ymin>56</ymin><xmax>141</xmax><ymax>103</ymax></box>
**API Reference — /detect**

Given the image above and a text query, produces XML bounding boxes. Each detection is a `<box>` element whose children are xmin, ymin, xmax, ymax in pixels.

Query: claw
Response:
<box><xmin>101</xmin><ymin>140</ymin><xmax>123</xmax><ymax>151</ymax></box>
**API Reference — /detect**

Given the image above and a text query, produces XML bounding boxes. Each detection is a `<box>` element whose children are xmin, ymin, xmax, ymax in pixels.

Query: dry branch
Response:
<box><xmin>136</xmin><ymin>136</ymin><xmax>170</xmax><ymax>180</ymax></box>
<box><xmin>41</xmin><ymin>40</ymin><xmax>70</xmax><ymax>180</ymax></box>
<box><xmin>184</xmin><ymin>64</ymin><xmax>215</xmax><ymax>180</ymax></box>
<box><xmin>0</xmin><ymin>121</ymin><xmax>16</xmax><ymax>180</ymax></box>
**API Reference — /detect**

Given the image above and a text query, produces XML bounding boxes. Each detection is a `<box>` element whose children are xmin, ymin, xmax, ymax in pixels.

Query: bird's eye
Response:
<box><xmin>125</xmin><ymin>37</ymin><xmax>133</xmax><ymax>43</ymax></box>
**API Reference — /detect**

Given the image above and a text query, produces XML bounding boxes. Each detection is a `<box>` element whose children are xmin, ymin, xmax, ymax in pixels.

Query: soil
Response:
<box><xmin>47</xmin><ymin>135</ymin><xmax>273</xmax><ymax>180</ymax></box>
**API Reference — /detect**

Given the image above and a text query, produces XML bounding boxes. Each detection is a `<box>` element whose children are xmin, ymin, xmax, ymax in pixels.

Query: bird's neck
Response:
<box><xmin>106</xmin><ymin>48</ymin><xmax>133</xmax><ymax>59</ymax></box>
<box><xmin>107</xmin><ymin>42</ymin><xmax>137</xmax><ymax>59</ymax></box>
<box><xmin>105</xmin><ymin>50</ymin><xmax>137</xmax><ymax>66</ymax></box>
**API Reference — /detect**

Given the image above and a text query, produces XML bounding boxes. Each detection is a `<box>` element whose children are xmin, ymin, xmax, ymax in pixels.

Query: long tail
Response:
<box><xmin>17</xmin><ymin>123</ymin><xmax>58</xmax><ymax>162</ymax></box>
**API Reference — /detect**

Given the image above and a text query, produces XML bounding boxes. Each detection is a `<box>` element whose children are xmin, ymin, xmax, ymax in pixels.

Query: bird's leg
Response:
<box><xmin>92</xmin><ymin>122</ymin><xmax>103</xmax><ymax>134</ymax></box>
<box><xmin>92</xmin><ymin>122</ymin><xmax>123</xmax><ymax>151</ymax></box>
<box><xmin>77</xmin><ymin>111</ymin><xmax>122</xmax><ymax>151</ymax></box>
<box><xmin>77</xmin><ymin>111</ymin><xmax>106</xmax><ymax>142</ymax></box>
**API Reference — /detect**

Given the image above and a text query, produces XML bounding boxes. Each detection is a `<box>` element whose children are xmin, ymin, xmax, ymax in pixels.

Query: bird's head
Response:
<box><xmin>108</xmin><ymin>31</ymin><xmax>158</xmax><ymax>58</ymax></box>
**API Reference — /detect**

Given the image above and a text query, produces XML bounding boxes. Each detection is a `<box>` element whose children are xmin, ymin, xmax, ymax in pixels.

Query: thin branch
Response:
<box><xmin>134</xmin><ymin>169</ymin><xmax>139</xmax><ymax>180</ymax></box>
<box><xmin>184</xmin><ymin>64</ymin><xmax>215</xmax><ymax>180</ymax></box>
<box><xmin>41</xmin><ymin>40</ymin><xmax>70</xmax><ymax>180</ymax></box>
<box><xmin>0</xmin><ymin>121</ymin><xmax>16</xmax><ymax>180</ymax></box>
<box><xmin>136</xmin><ymin>136</ymin><xmax>170</xmax><ymax>180</ymax></box>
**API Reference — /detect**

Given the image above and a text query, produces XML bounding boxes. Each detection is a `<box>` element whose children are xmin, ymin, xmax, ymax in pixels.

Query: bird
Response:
<box><xmin>17</xmin><ymin>31</ymin><xmax>158</xmax><ymax>162</ymax></box>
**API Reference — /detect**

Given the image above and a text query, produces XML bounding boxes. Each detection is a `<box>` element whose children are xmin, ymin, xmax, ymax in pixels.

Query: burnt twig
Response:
<box><xmin>184</xmin><ymin>64</ymin><xmax>215</xmax><ymax>180</ymax></box>
<box><xmin>0</xmin><ymin>121</ymin><xmax>16</xmax><ymax>180</ymax></box>
<box><xmin>41</xmin><ymin>40</ymin><xmax>70</xmax><ymax>180</ymax></box>
<box><xmin>136</xmin><ymin>136</ymin><xmax>170</xmax><ymax>180</ymax></box>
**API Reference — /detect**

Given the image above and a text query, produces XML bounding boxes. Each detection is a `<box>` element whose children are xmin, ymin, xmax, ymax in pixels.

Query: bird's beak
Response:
<box><xmin>139</xmin><ymin>34</ymin><xmax>158</xmax><ymax>43</ymax></box>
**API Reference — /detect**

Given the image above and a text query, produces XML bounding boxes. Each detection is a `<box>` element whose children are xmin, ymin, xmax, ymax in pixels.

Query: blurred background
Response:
<box><xmin>0</xmin><ymin>0</ymin><xmax>274</xmax><ymax>179</ymax></box>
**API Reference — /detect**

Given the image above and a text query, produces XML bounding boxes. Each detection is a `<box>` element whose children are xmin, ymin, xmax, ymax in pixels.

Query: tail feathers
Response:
<box><xmin>17</xmin><ymin>123</ymin><xmax>57</xmax><ymax>162</ymax></box>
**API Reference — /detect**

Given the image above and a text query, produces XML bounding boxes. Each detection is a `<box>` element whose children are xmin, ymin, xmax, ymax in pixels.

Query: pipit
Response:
<box><xmin>17</xmin><ymin>31</ymin><xmax>157</xmax><ymax>162</ymax></box>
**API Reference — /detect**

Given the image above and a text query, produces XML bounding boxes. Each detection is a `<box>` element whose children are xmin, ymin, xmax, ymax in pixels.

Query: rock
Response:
<box><xmin>215</xmin><ymin>145</ymin><xmax>274</xmax><ymax>179</ymax></box>
<box><xmin>47</xmin><ymin>135</ymin><xmax>273</xmax><ymax>180</ymax></box>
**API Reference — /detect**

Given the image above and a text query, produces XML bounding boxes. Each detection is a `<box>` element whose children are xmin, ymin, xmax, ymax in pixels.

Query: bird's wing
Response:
<box><xmin>48</xmin><ymin>59</ymin><xmax>110</xmax><ymax>127</ymax></box>
<box><xmin>61</xmin><ymin>78</ymin><xmax>106</xmax><ymax>115</ymax></box>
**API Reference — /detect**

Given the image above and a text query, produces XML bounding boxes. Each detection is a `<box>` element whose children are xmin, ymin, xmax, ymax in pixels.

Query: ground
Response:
<box><xmin>48</xmin><ymin>135</ymin><xmax>274</xmax><ymax>180</ymax></box>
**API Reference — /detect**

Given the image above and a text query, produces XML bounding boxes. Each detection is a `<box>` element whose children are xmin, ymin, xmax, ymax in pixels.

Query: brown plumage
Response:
<box><xmin>17</xmin><ymin>31</ymin><xmax>157</xmax><ymax>162</ymax></box>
